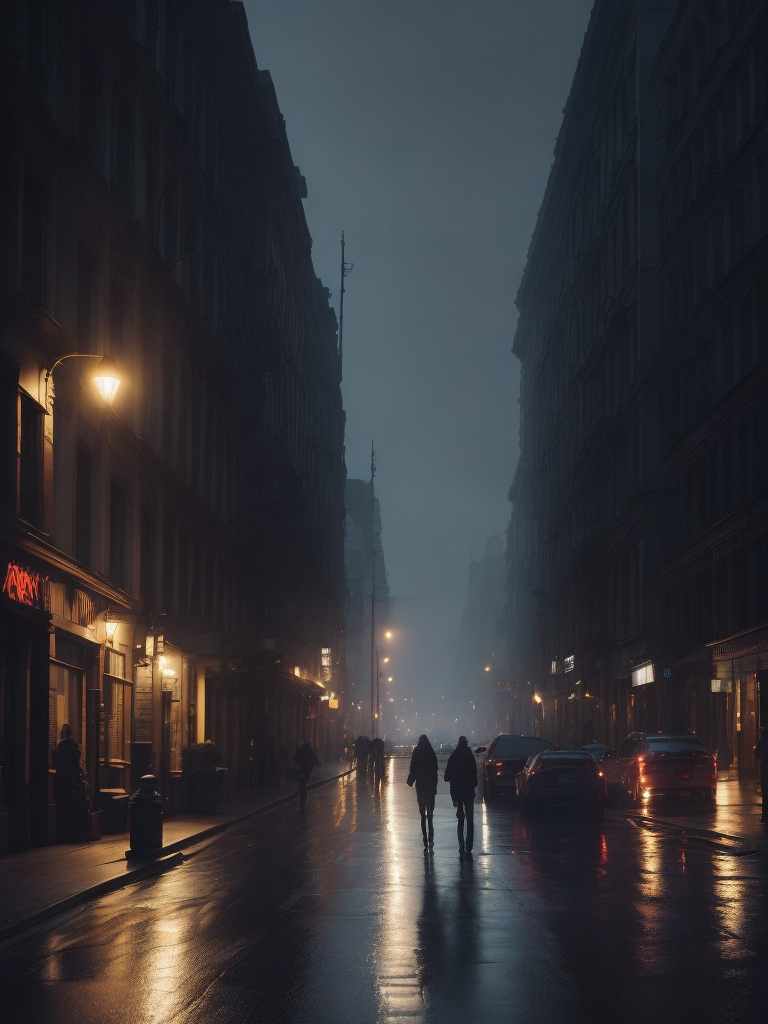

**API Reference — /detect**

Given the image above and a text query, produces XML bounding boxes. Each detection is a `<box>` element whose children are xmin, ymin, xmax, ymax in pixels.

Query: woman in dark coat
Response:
<box><xmin>408</xmin><ymin>734</ymin><xmax>438</xmax><ymax>853</ymax></box>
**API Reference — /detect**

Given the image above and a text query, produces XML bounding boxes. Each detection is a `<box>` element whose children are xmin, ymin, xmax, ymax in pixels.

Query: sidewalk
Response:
<box><xmin>0</xmin><ymin>762</ymin><xmax>353</xmax><ymax>944</ymax></box>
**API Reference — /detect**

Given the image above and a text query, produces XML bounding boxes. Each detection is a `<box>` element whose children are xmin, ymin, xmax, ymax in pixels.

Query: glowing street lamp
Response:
<box><xmin>45</xmin><ymin>353</ymin><xmax>122</xmax><ymax>410</ymax></box>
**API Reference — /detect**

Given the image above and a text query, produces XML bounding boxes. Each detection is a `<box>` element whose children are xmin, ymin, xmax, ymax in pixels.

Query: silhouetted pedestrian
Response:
<box><xmin>444</xmin><ymin>736</ymin><xmax>478</xmax><ymax>859</ymax></box>
<box><xmin>755</xmin><ymin>725</ymin><xmax>768</xmax><ymax>822</ymax></box>
<box><xmin>294</xmin><ymin>740</ymin><xmax>319</xmax><ymax>810</ymax></box>
<box><xmin>408</xmin><ymin>734</ymin><xmax>438</xmax><ymax>853</ymax></box>
<box><xmin>372</xmin><ymin>736</ymin><xmax>385</xmax><ymax>782</ymax></box>
<box><xmin>52</xmin><ymin>724</ymin><xmax>89</xmax><ymax>842</ymax></box>
<box><xmin>356</xmin><ymin>735</ymin><xmax>372</xmax><ymax>777</ymax></box>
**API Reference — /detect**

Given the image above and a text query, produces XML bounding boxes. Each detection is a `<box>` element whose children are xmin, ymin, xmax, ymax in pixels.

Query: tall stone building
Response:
<box><xmin>507</xmin><ymin>0</ymin><xmax>677</xmax><ymax>749</ymax></box>
<box><xmin>509</xmin><ymin>0</ymin><xmax>768</xmax><ymax>771</ymax></box>
<box><xmin>653</xmin><ymin>0</ymin><xmax>768</xmax><ymax>769</ymax></box>
<box><xmin>343</xmin><ymin>477</ymin><xmax>389</xmax><ymax>738</ymax></box>
<box><xmin>0</xmin><ymin>0</ymin><xmax>345</xmax><ymax>855</ymax></box>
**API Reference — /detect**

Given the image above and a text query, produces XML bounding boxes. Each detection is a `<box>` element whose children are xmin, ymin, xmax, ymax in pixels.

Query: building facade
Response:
<box><xmin>507</xmin><ymin>0</ymin><xmax>677</xmax><ymax>749</ymax></box>
<box><xmin>0</xmin><ymin>0</ymin><xmax>346</xmax><ymax>855</ymax></box>
<box><xmin>653</xmin><ymin>0</ymin><xmax>768</xmax><ymax>769</ymax></box>
<box><xmin>509</xmin><ymin>0</ymin><xmax>768</xmax><ymax>772</ymax></box>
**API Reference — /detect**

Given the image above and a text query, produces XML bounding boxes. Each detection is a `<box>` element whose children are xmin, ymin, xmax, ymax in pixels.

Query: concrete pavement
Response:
<box><xmin>0</xmin><ymin>762</ymin><xmax>353</xmax><ymax>943</ymax></box>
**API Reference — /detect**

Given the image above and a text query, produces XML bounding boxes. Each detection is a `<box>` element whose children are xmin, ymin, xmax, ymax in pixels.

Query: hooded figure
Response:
<box><xmin>444</xmin><ymin>736</ymin><xmax>478</xmax><ymax>859</ymax></box>
<box><xmin>408</xmin><ymin>734</ymin><xmax>438</xmax><ymax>852</ymax></box>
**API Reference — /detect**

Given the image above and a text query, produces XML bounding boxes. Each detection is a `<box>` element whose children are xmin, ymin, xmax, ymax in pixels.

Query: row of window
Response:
<box><xmin>659</xmin><ymin>285</ymin><xmax>768</xmax><ymax>445</ymax></box>
<box><xmin>662</xmin><ymin>405</ymin><xmax>768</xmax><ymax>555</ymax></box>
<box><xmin>543</xmin><ymin>544</ymin><xmax>643</xmax><ymax>659</ymax></box>
<box><xmin>663</xmin><ymin>535</ymin><xmax>768</xmax><ymax>653</ymax></box>
<box><xmin>661</xmin><ymin>1</ymin><xmax>761</xmax><ymax>150</ymax></box>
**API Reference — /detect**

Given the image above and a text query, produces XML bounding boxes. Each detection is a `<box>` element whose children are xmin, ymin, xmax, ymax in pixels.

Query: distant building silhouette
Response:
<box><xmin>448</xmin><ymin>537</ymin><xmax>509</xmax><ymax>743</ymax></box>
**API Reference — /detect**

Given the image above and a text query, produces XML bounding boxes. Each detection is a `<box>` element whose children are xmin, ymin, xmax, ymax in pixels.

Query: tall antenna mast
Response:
<box><xmin>338</xmin><ymin>232</ymin><xmax>354</xmax><ymax>367</ymax></box>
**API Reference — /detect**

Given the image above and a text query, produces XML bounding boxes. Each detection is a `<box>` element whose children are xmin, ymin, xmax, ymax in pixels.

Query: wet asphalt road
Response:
<box><xmin>1</xmin><ymin>758</ymin><xmax>767</xmax><ymax>1024</ymax></box>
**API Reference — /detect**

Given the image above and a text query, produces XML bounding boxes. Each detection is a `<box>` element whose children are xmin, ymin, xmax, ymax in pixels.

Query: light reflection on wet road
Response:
<box><xmin>1</xmin><ymin>758</ymin><xmax>767</xmax><ymax>1023</ymax></box>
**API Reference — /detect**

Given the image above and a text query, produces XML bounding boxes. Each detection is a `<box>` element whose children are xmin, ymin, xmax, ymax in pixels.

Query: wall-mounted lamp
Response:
<box><xmin>533</xmin><ymin>693</ymin><xmax>543</xmax><ymax>704</ymax></box>
<box><xmin>105</xmin><ymin>610</ymin><xmax>118</xmax><ymax>645</ymax></box>
<box><xmin>45</xmin><ymin>353</ymin><xmax>122</xmax><ymax>410</ymax></box>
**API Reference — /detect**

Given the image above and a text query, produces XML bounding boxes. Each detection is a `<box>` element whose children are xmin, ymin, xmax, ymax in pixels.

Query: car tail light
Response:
<box><xmin>494</xmin><ymin>760</ymin><xmax>504</xmax><ymax>767</ymax></box>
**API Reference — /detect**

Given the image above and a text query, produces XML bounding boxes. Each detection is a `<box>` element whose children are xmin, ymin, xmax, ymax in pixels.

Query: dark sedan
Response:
<box><xmin>476</xmin><ymin>734</ymin><xmax>556</xmax><ymax>799</ymax></box>
<box><xmin>516</xmin><ymin>750</ymin><xmax>607</xmax><ymax>818</ymax></box>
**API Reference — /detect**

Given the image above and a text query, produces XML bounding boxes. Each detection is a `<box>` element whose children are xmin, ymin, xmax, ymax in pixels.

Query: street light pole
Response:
<box><xmin>370</xmin><ymin>548</ymin><xmax>376</xmax><ymax>739</ymax></box>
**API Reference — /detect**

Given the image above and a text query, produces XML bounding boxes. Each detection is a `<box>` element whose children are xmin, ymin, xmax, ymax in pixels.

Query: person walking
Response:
<box><xmin>372</xmin><ymin>736</ymin><xmax>386</xmax><ymax>783</ymax></box>
<box><xmin>755</xmin><ymin>724</ymin><xmax>768</xmax><ymax>822</ymax></box>
<box><xmin>407</xmin><ymin>734</ymin><xmax>438</xmax><ymax>853</ymax></box>
<box><xmin>444</xmin><ymin>736</ymin><xmax>478</xmax><ymax>859</ymax></box>
<box><xmin>293</xmin><ymin>740</ymin><xmax>319</xmax><ymax>810</ymax></box>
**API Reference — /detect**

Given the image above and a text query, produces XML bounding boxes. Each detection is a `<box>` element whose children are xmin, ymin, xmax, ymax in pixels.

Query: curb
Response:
<box><xmin>156</xmin><ymin>766</ymin><xmax>355</xmax><ymax>857</ymax></box>
<box><xmin>0</xmin><ymin>852</ymin><xmax>184</xmax><ymax>946</ymax></box>
<box><xmin>625</xmin><ymin>812</ymin><xmax>763</xmax><ymax>855</ymax></box>
<box><xmin>0</xmin><ymin>766</ymin><xmax>354</xmax><ymax>946</ymax></box>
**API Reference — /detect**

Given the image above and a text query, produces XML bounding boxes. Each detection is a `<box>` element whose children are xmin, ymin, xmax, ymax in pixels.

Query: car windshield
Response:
<box><xmin>646</xmin><ymin>736</ymin><xmax>710</xmax><ymax>753</ymax></box>
<box><xmin>537</xmin><ymin>753</ymin><xmax>594</xmax><ymax>769</ymax></box>
<box><xmin>492</xmin><ymin>736</ymin><xmax>555</xmax><ymax>759</ymax></box>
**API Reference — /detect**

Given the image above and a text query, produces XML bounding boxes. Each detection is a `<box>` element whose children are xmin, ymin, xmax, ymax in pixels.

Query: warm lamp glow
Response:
<box><xmin>385</xmin><ymin>631</ymin><xmax>392</xmax><ymax>639</ymax></box>
<box><xmin>533</xmin><ymin>693</ymin><xmax>543</xmax><ymax>704</ymax></box>
<box><xmin>93</xmin><ymin>355</ymin><xmax>121</xmax><ymax>406</ymax></box>
<box><xmin>105</xmin><ymin>619</ymin><xmax>118</xmax><ymax>643</ymax></box>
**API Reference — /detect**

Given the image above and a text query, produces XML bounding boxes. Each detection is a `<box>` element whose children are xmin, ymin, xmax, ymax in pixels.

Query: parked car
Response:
<box><xmin>476</xmin><ymin>734</ymin><xmax>556</xmax><ymax>799</ymax></box>
<box><xmin>603</xmin><ymin>732</ymin><xmax>717</xmax><ymax>805</ymax></box>
<box><xmin>582</xmin><ymin>742</ymin><xmax>607</xmax><ymax>762</ymax></box>
<box><xmin>516</xmin><ymin>750</ymin><xmax>607</xmax><ymax>818</ymax></box>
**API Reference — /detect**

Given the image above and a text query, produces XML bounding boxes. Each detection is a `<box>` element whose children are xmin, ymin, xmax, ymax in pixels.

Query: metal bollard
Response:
<box><xmin>126</xmin><ymin>774</ymin><xmax>164</xmax><ymax>859</ymax></box>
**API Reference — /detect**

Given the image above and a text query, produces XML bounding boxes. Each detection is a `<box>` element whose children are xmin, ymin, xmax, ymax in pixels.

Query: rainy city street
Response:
<box><xmin>1</xmin><ymin>757</ymin><xmax>766</xmax><ymax>1024</ymax></box>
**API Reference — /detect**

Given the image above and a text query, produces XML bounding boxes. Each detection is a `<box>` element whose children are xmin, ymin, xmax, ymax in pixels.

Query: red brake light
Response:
<box><xmin>494</xmin><ymin>760</ymin><xmax>504</xmax><ymax>767</ymax></box>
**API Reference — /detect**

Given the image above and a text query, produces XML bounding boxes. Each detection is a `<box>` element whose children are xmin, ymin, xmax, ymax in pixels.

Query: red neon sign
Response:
<box><xmin>2</xmin><ymin>562</ymin><xmax>47</xmax><ymax>609</ymax></box>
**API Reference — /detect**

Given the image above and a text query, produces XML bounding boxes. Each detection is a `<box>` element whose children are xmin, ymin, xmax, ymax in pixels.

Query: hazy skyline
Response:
<box><xmin>245</xmin><ymin>0</ymin><xmax>595</xmax><ymax>730</ymax></box>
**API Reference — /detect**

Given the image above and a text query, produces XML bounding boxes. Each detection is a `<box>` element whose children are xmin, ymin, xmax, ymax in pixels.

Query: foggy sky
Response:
<box><xmin>244</xmin><ymin>0</ymin><xmax>594</xmax><ymax>732</ymax></box>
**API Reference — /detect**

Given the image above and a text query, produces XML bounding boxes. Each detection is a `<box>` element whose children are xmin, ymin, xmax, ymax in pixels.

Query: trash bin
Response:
<box><xmin>127</xmin><ymin>775</ymin><xmax>163</xmax><ymax>859</ymax></box>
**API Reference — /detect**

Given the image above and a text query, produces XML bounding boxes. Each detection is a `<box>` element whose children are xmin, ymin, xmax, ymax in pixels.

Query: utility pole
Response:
<box><xmin>371</xmin><ymin>548</ymin><xmax>376</xmax><ymax>739</ymax></box>
<box><xmin>370</xmin><ymin>440</ymin><xmax>377</xmax><ymax>738</ymax></box>
<box><xmin>338</xmin><ymin>232</ymin><xmax>354</xmax><ymax>367</ymax></box>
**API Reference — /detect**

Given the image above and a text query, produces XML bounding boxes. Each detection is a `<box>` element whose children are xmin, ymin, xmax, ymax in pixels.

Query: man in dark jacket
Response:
<box><xmin>408</xmin><ymin>735</ymin><xmax>438</xmax><ymax>852</ymax></box>
<box><xmin>293</xmin><ymin>740</ymin><xmax>319</xmax><ymax>809</ymax></box>
<box><xmin>444</xmin><ymin>736</ymin><xmax>478</xmax><ymax>859</ymax></box>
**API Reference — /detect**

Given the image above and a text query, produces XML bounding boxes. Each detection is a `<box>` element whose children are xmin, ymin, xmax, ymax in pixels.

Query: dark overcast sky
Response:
<box><xmin>244</xmin><ymin>0</ymin><xmax>594</xmax><ymax>730</ymax></box>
